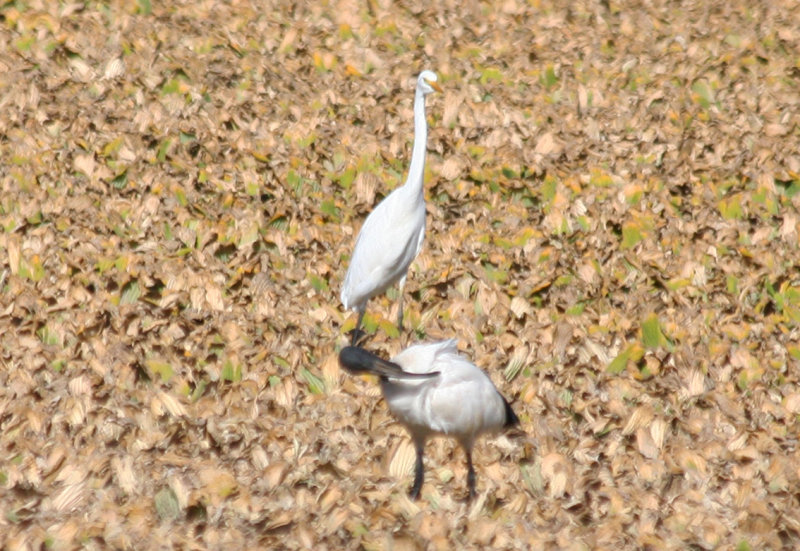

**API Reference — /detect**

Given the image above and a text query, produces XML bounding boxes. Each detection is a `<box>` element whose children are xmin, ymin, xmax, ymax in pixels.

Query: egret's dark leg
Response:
<box><xmin>466</xmin><ymin>449</ymin><xmax>477</xmax><ymax>500</ymax></box>
<box><xmin>350</xmin><ymin>310</ymin><xmax>366</xmax><ymax>345</ymax></box>
<box><xmin>396</xmin><ymin>278</ymin><xmax>406</xmax><ymax>331</ymax></box>
<box><xmin>397</xmin><ymin>292</ymin><xmax>405</xmax><ymax>331</ymax></box>
<box><xmin>409</xmin><ymin>440</ymin><xmax>425</xmax><ymax>500</ymax></box>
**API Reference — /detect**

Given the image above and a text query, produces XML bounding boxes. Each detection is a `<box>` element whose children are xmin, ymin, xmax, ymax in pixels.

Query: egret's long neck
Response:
<box><xmin>405</xmin><ymin>88</ymin><xmax>428</xmax><ymax>196</ymax></box>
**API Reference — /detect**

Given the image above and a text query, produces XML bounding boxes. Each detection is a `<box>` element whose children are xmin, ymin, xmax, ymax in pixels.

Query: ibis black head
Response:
<box><xmin>339</xmin><ymin>346</ymin><xmax>379</xmax><ymax>375</ymax></box>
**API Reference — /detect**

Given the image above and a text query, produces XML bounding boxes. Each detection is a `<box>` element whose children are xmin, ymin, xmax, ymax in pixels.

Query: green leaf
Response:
<box><xmin>96</xmin><ymin>257</ymin><xmax>115</xmax><ymax>273</ymax></box>
<box><xmin>111</xmin><ymin>170</ymin><xmax>128</xmax><ymax>189</ymax></box>
<box><xmin>691</xmin><ymin>79</ymin><xmax>715</xmax><ymax>109</ymax></box>
<box><xmin>14</xmin><ymin>35</ymin><xmax>35</xmax><ymax>53</ymax></box>
<box><xmin>641</xmin><ymin>313</ymin><xmax>664</xmax><ymax>349</ymax></box>
<box><xmin>493</xmin><ymin>236</ymin><xmax>514</xmax><ymax>250</ymax></box>
<box><xmin>480</xmin><ymin>67</ymin><xmax>504</xmax><ymax>85</ymax></box>
<box><xmin>718</xmin><ymin>195</ymin><xmax>743</xmax><ymax>220</ymax></box>
<box><xmin>29</xmin><ymin>256</ymin><xmax>45</xmax><ymax>282</ymax></box>
<box><xmin>174</xmin><ymin>186</ymin><xmax>187</xmax><ymax>207</ymax></box>
<box><xmin>136</xmin><ymin>0</ymin><xmax>152</xmax><ymax>15</ymax></box>
<box><xmin>221</xmin><ymin>360</ymin><xmax>242</xmax><ymax>382</ymax></box>
<box><xmin>483</xmin><ymin>262</ymin><xmax>508</xmax><ymax>284</ymax></box>
<box><xmin>606</xmin><ymin>343</ymin><xmax>644</xmax><ymax>375</ymax></box>
<box><xmin>308</xmin><ymin>273</ymin><xmax>329</xmax><ymax>292</ymax></box>
<box><xmin>501</xmin><ymin>166</ymin><xmax>518</xmax><ymax>179</ymax></box>
<box><xmin>775</xmin><ymin>179</ymin><xmax>800</xmax><ymax>198</ymax></box>
<box><xmin>38</xmin><ymin>325</ymin><xmax>61</xmax><ymax>346</ymax></box>
<box><xmin>589</xmin><ymin>169</ymin><xmax>615</xmax><ymax>187</ymax></box>
<box><xmin>540</xmin><ymin>65</ymin><xmax>558</xmax><ymax>89</ymax></box>
<box><xmin>666</xmin><ymin>277</ymin><xmax>691</xmax><ymax>291</ymax></box>
<box><xmin>297</xmin><ymin>132</ymin><xmax>317</xmax><ymax>148</ymax></box>
<box><xmin>157</xmin><ymin>139</ymin><xmax>172</xmax><ymax>163</ymax></box>
<box><xmin>245</xmin><ymin>181</ymin><xmax>259</xmax><ymax>196</ymax></box>
<box><xmin>114</xmin><ymin>255</ymin><xmax>128</xmax><ymax>272</ymax></box>
<box><xmin>540</xmin><ymin>175</ymin><xmax>557</xmax><ymax>205</ymax></box>
<box><xmin>520</xmin><ymin>461</ymin><xmax>544</xmax><ymax>496</ymax></box>
<box><xmin>380</xmin><ymin>319</ymin><xmax>400</xmax><ymax>339</ymax></box>
<box><xmin>566</xmin><ymin>302</ymin><xmax>586</xmax><ymax>316</ymax></box>
<box><xmin>120</xmin><ymin>280</ymin><xmax>140</xmax><ymax>304</ymax></box>
<box><xmin>161</xmin><ymin>79</ymin><xmax>181</xmax><ymax>95</ymax></box>
<box><xmin>190</xmin><ymin>380</ymin><xmax>207</xmax><ymax>401</ymax></box>
<box><xmin>146</xmin><ymin>359</ymin><xmax>174</xmax><ymax>383</ymax></box>
<box><xmin>26</xmin><ymin>210</ymin><xmax>43</xmax><ymax>225</ymax></box>
<box><xmin>621</xmin><ymin>223</ymin><xmax>643</xmax><ymax>249</ymax></box>
<box><xmin>320</xmin><ymin>200</ymin><xmax>339</xmax><ymax>220</ymax></box>
<box><xmin>269</xmin><ymin>215</ymin><xmax>288</xmax><ymax>230</ymax></box>
<box><xmin>607</xmin><ymin>348</ymin><xmax>630</xmax><ymax>374</ymax></box>
<box><xmin>154</xmin><ymin>487</ymin><xmax>180</xmax><ymax>520</ymax></box>
<box><xmin>286</xmin><ymin>170</ymin><xmax>302</xmax><ymax>194</ymax></box>
<box><xmin>726</xmin><ymin>275</ymin><xmax>738</xmax><ymax>295</ymax></box>
<box><xmin>336</xmin><ymin>167</ymin><xmax>356</xmax><ymax>189</ymax></box>
<box><xmin>102</xmin><ymin>136</ymin><xmax>124</xmax><ymax>157</ymax></box>
<box><xmin>301</xmin><ymin>368</ymin><xmax>326</xmax><ymax>394</ymax></box>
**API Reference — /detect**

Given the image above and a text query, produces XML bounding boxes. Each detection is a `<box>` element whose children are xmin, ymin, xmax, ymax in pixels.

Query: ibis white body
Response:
<box><xmin>339</xmin><ymin>339</ymin><xmax>518</xmax><ymax>499</ymax></box>
<box><xmin>340</xmin><ymin>71</ymin><xmax>441</xmax><ymax>341</ymax></box>
<box><xmin>381</xmin><ymin>340</ymin><xmax>512</xmax><ymax>451</ymax></box>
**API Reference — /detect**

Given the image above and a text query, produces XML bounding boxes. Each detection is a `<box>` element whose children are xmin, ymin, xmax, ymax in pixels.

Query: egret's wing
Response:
<box><xmin>341</xmin><ymin>189</ymin><xmax>425</xmax><ymax>308</ymax></box>
<box><xmin>339</xmin><ymin>346</ymin><xmax>440</xmax><ymax>380</ymax></box>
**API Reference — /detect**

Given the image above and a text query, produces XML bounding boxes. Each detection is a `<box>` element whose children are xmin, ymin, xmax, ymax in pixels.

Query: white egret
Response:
<box><xmin>339</xmin><ymin>340</ymin><xmax>519</xmax><ymax>500</ymax></box>
<box><xmin>341</xmin><ymin>71</ymin><xmax>442</xmax><ymax>344</ymax></box>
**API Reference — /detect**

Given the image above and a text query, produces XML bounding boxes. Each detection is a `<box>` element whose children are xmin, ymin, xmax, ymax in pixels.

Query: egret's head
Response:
<box><xmin>417</xmin><ymin>70</ymin><xmax>442</xmax><ymax>95</ymax></box>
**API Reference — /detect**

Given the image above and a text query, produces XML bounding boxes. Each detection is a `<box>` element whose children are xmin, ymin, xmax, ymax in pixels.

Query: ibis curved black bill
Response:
<box><xmin>339</xmin><ymin>346</ymin><xmax>440</xmax><ymax>380</ymax></box>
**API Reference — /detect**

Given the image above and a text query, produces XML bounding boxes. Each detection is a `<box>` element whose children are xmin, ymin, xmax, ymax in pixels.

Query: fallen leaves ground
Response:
<box><xmin>2</xmin><ymin>0</ymin><xmax>800</xmax><ymax>549</ymax></box>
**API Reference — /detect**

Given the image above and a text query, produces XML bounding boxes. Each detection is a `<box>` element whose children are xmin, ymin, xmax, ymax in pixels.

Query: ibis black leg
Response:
<box><xmin>466</xmin><ymin>449</ymin><xmax>476</xmax><ymax>500</ymax></box>
<box><xmin>409</xmin><ymin>441</ymin><xmax>424</xmax><ymax>500</ymax></box>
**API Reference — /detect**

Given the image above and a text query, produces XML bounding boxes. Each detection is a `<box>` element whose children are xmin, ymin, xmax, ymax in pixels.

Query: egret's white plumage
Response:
<box><xmin>341</xmin><ymin>71</ymin><xmax>441</xmax><ymax>343</ymax></box>
<box><xmin>339</xmin><ymin>339</ymin><xmax>519</xmax><ymax>499</ymax></box>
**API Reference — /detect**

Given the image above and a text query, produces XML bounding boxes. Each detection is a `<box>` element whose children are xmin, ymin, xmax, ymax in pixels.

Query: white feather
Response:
<box><xmin>341</xmin><ymin>71</ymin><xmax>441</xmax><ymax>335</ymax></box>
<box><xmin>382</xmin><ymin>340</ymin><xmax>509</xmax><ymax>449</ymax></box>
<box><xmin>339</xmin><ymin>339</ymin><xmax>518</xmax><ymax>498</ymax></box>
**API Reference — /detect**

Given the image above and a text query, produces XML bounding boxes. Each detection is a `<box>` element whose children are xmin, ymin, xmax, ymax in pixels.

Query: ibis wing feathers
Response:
<box><xmin>390</xmin><ymin>338</ymin><xmax>458</xmax><ymax>375</ymax></box>
<box><xmin>426</xmin><ymin>363</ymin><xmax>508</xmax><ymax>439</ymax></box>
<box><xmin>383</xmin><ymin>341</ymin><xmax>512</xmax><ymax>446</ymax></box>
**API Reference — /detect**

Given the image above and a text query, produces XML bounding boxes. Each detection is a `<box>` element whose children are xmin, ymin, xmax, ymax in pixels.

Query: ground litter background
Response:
<box><xmin>2</xmin><ymin>0</ymin><xmax>800</xmax><ymax>549</ymax></box>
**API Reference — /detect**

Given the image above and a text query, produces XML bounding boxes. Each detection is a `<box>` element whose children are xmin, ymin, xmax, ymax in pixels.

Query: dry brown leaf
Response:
<box><xmin>48</xmin><ymin>482</ymin><xmax>87</xmax><ymax>513</ymax></box>
<box><xmin>388</xmin><ymin>439</ymin><xmax>416</xmax><ymax>478</ymax></box>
